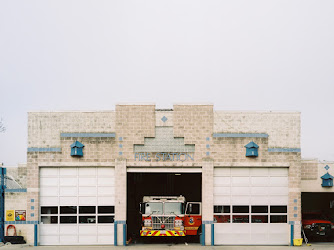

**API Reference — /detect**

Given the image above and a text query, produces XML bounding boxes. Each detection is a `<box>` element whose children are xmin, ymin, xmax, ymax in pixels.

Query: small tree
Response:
<box><xmin>0</xmin><ymin>118</ymin><xmax>5</xmax><ymax>133</ymax></box>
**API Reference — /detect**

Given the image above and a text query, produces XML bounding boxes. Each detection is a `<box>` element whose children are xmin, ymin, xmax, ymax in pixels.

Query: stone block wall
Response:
<box><xmin>301</xmin><ymin>160</ymin><xmax>334</xmax><ymax>192</ymax></box>
<box><xmin>25</xmin><ymin>104</ymin><xmax>303</xmax><ymax>245</ymax></box>
<box><xmin>212</xmin><ymin>137</ymin><xmax>269</xmax><ymax>162</ymax></box>
<box><xmin>115</xmin><ymin>104</ymin><xmax>156</xmax><ymax>161</ymax></box>
<box><xmin>301</xmin><ymin>159</ymin><xmax>318</xmax><ymax>180</ymax></box>
<box><xmin>174</xmin><ymin>104</ymin><xmax>214</xmax><ymax>161</ymax></box>
<box><xmin>5</xmin><ymin>192</ymin><xmax>31</xmax><ymax>243</ymax></box>
<box><xmin>214</xmin><ymin>111</ymin><xmax>300</xmax><ymax>148</ymax></box>
<box><xmin>28</xmin><ymin>111</ymin><xmax>116</xmax><ymax>148</ymax></box>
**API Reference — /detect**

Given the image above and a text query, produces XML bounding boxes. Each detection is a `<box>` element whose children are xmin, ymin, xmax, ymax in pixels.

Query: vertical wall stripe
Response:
<box><xmin>114</xmin><ymin>222</ymin><xmax>117</xmax><ymax>246</ymax></box>
<box><xmin>290</xmin><ymin>224</ymin><xmax>294</xmax><ymax>246</ymax></box>
<box><xmin>34</xmin><ymin>224</ymin><xmax>38</xmax><ymax>246</ymax></box>
<box><xmin>201</xmin><ymin>224</ymin><xmax>205</xmax><ymax>246</ymax></box>
<box><xmin>123</xmin><ymin>224</ymin><xmax>126</xmax><ymax>246</ymax></box>
<box><xmin>211</xmin><ymin>224</ymin><xmax>214</xmax><ymax>246</ymax></box>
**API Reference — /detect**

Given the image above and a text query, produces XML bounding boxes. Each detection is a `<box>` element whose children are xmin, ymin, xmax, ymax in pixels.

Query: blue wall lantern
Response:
<box><xmin>70</xmin><ymin>141</ymin><xmax>84</xmax><ymax>157</ymax></box>
<box><xmin>245</xmin><ymin>141</ymin><xmax>259</xmax><ymax>157</ymax></box>
<box><xmin>321</xmin><ymin>172</ymin><xmax>333</xmax><ymax>187</ymax></box>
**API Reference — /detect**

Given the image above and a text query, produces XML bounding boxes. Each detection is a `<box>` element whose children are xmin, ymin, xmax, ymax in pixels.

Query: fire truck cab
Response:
<box><xmin>139</xmin><ymin>196</ymin><xmax>202</xmax><ymax>237</ymax></box>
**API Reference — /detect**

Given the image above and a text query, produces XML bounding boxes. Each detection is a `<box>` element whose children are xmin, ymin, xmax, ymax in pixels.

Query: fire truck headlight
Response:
<box><xmin>144</xmin><ymin>219</ymin><xmax>152</xmax><ymax>227</ymax></box>
<box><xmin>174</xmin><ymin>219</ymin><xmax>183</xmax><ymax>227</ymax></box>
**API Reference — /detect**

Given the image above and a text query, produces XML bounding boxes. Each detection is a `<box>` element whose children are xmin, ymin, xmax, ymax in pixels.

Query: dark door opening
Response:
<box><xmin>302</xmin><ymin>192</ymin><xmax>334</xmax><ymax>242</ymax></box>
<box><xmin>127</xmin><ymin>172</ymin><xmax>202</xmax><ymax>244</ymax></box>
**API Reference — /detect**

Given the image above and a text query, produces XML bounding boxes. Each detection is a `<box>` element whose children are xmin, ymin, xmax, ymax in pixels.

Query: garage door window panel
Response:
<box><xmin>79</xmin><ymin>216</ymin><xmax>96</xmax><ymax>224</ymax></box>
<box><xmin>214</xmin><ymin>205</ymin><xmax>230</xmax><ymax>213</ymax></box>
<box><xmin>41</xmin><ymin>206</ymin><xmax>58</xmax><ymax>214</ymax></box>
<box><xmin>232</xmin><ymin>215</ymin><xmax>249</xmax><ymax>223</ymax></box>
<box><xmin>270</xmin><ymin>206</ymin><xmax>287</xmax><ymax>213</ymax></box>
<box><xmin>98</xmin><ymin>206</ymin><xmax>115</xmax><ymax>214</ymax></box>
<box><xmin>214</xmin><ymin>215</ymin><xmax>231</xmax><ymax>223</ymax></box>
<box><xmin>79</xmin><ymin>206</ymin><xmax>96</xmax><ymax>214</ymax></box>
<box><xmin>270</xmin><ymin>215</ymin><xmax>287</xmax><ymax>223</ymax></box>
<box><xmin>41</xmin><ymin>216</ymin><xmax>58</xmax><ymax>224</ymax></box>
<box><xmin>60</xmin><ymin>206</ymin><xmax>77</xmax><ymax>214</ymax></box>
<box><xmin>233</xmin><ymin>206</ymin><xmax>249</xmax><ymax>213</ymax></box>
<box><xmin>251</xmin><ymin>206</ymin><xmax>268</xmax><ymax>213</ymax></box>
<box><xmin>60</xmin><ymin>216</ymin><xmax>77</xmax><ymax>224</ymax></box>
<box><xmin>251</xmin><ymin>215</ymin><xmax>268</xmax><ymax>223</ymax></box>
<box><xmin>98</xmin><ymin>216</ymin><xmax>114</xmax><ymax>223</ymax></box>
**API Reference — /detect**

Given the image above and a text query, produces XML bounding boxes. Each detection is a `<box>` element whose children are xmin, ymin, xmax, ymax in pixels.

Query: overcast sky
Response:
<box><xmin>1</xmin><ymin>0</ymin><xmax>334</xmax><ymax>166</ymax></box>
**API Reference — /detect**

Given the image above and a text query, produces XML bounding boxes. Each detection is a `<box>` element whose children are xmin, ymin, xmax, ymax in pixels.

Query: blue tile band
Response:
<box><xmin>6</xmin><ymin>188</ymin><xmax>27</xmax><ymax>193</ymax></box>
<box><xmin>5</xmin><ymin>221</ymin><xmax>39</xmax><ymax>224</ymax></box>
<box><xmin>213</xmin><ymin>133</ymin><xmax>269</xmax><ymax>138</ymax></box>
<box><xmin>268</xmin><ymin>148</ymin><xmax>301</xmax><ymax>153</ymax></box>
<box><xmin>28</xmin><ymin>148</ymin><xmax>61</xmax><ymax>152</ymax></box>
<box><xmin>203</xmin><ymin>220</ymin><xmax>214</xmax><ymax>224</ymax></box>
<box><xmin>61</xmin><ymin>133</ymin><xmax>116</xmax><ymax>138</ymax></box>
<box><xmin>289</xmin><ymin>221</ymin><xmax>300</xmax><ymax>225</ymax></box>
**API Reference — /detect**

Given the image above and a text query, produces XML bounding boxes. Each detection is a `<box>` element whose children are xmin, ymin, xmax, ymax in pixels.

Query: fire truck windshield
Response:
<box><xmin>164</xmin><ymin>202</ymin><xmax>183</xmax><ymax>215</ymax></box>
<box><xmin>145</xmin><ymin>202</ymin><xmax>163</xmax><ymax>214</ymax></box>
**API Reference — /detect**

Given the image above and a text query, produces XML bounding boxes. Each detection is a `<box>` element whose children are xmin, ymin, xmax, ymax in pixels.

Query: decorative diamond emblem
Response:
<box><xmin>161</xmin><ymin>116</ymin><xmax>168</xmax><ymax>123</ymax></box>
<box><xmin>325</xmin><ymin>165</ymin><xmax>330</xmax><ymax>171</ymax></box>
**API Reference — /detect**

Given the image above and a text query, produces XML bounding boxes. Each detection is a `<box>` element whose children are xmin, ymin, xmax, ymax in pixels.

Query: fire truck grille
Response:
<box><xmin>152</xmin><ymin>216</ymin><xmax>175</xmax><ymax>230</ymax></box>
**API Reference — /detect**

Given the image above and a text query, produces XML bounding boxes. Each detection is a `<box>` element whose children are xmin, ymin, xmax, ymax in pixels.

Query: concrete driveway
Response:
<box><xmin>1</xmin><ymin>243</ymin><xmax>334</xmax><ymax>250</ymax></box>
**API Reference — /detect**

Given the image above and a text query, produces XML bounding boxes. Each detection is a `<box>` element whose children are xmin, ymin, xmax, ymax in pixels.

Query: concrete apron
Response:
<box><xmin>2</xmin><ymin>243</ymin><xmax>334</xmax><ymax>250</ymax></box>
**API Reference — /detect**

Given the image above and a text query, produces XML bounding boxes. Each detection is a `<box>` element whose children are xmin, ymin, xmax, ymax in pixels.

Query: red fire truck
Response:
<box><xmin>139</xmin><ymin>196</ymin><xmax>202</xmax><ymax>237</ymax></box>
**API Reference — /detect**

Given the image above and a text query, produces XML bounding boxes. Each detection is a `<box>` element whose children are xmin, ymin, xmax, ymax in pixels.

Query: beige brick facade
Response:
<box><xmin>21</xmin><ymin>103</ymin><xmax>309</xmax><ymax>246</ymax></box>
<box><xmin>301</xmin><ymin>160</ymin><xmax>334</xmax><ymax>192</ymax></box>
<box><xmin>301</xmin><ymin>158</ymin><xmax>318</xmax><ymax>180</ymax></box>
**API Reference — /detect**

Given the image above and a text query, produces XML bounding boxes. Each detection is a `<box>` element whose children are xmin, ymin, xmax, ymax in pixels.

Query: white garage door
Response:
<box><xmin>39</xmin><ymin>167</ymin><xmax>115</xmax><ymax>245</ymax></box>
<box><xmin>213</xmin><ymin>167</ymin><xmax>289</xmax><ymax>245</ymax></box>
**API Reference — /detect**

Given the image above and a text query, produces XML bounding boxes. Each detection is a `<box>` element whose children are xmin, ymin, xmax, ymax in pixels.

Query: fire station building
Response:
<box><xmin>6</xmin><ymin>103</ymin><xmax>333</xmax><ymax>246</ymax></box>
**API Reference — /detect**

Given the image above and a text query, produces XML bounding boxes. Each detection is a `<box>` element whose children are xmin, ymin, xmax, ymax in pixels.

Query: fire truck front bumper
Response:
<box><xmin>140</xmin><ymin>230</ymin><xmax>185</xmax><ymax>236</ymax></box>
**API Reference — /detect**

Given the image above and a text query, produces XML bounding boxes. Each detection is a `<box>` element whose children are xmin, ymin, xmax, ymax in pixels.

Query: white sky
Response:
<box><xmin>0</xmin><ymin>0</ymin><xmax>334</xmax><ymax>166</ymax></box>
